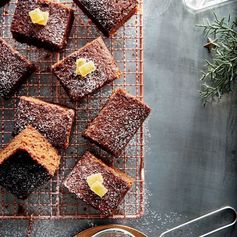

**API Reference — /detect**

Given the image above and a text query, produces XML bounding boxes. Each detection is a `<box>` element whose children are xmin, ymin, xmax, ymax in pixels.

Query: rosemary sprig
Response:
<box><xmin>197</xmin><ymin>13</ymin><xmax>237</xmax><ymax>104</ymax></box>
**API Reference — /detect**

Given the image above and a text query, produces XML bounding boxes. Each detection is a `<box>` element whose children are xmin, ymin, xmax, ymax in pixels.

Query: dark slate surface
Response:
<box><xmin>1</xmin><ymin>0</ymin><xmax>237</xmax><ymax>236</ymax></box>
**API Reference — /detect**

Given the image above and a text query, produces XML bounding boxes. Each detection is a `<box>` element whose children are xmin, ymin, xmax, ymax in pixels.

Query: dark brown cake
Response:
<box><xmin>0</xmin><ymin>0</ymin><xmax>9</xmax><ymax>7</ymax></box>
<box><xmin>52</xmin><ymin>37</ymin><xmax>120</xmax><ymax>101</ymax></box>
<box><xmin>83</xmin><ymin>89</ymin><xmax>151</xmax><ymax>156</ymax></box>
<box><xmin>73</xmin><ymin>0</ymin><xmax>138</xmax><ymax>37</ymax></box>
<box><xmin>13</xmin><ymin>96</ymin><xmax>75</xmax><ymax>149</ymax></box>
<box><xmin>64</xmin><ymin>151</ymin><xmax>134</xmax><ymax>216</ymax></box>
<box><xmin>11</xmin><ymin>0</ymin><xmax>74</xmax><ymax>51</ymax></box>
<box><xmin>0</xmin><ymin>126</ymin><xmax>61</xmax><ymax>199</ymax></box>
<box><xmin>0</xmin><ymin>37</ymin><xmax>35</xmax><ymax>99</ymax></box>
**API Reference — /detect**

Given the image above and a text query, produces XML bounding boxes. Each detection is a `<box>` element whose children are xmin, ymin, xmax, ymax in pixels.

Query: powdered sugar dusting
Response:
<box><xmin>102</xmin><ymin>187</ymin><xmax>185</xmax><ymax>236</ymax></box>
<box><xmin>14</xmin><ymin>97</ymin><xmax>75</xmax><ymax>149</ymax></box>
<box><xmin>0</xmin><ymin>0</ymin><xmax>146</xmax><ymax>220</ymax></box>
<box><xmin>75</xmin><ymin>0</ymin><xmax>137</xmax><ymax>35</ymax></box>
<box><xmin>0</xmin><ymin>38</ymin><xmax>34</xmax><ymax>97</ymax></box>
<box><xmin>64</xmin><ymin>152</ymin><xmax>133</xmax><ymax>216</ymax></box>
<box><xmin>52</xmin><ymin>37</ymin><xmax>120</xmax><ymax>100</ymax></box>
<box><xmin>83</xmin><ymin>89</ymin><xmax>151</xmax><ymax>156</ymax></box>
<box><xmin>11</xmin><ymin>0</ymin><xmax>74</xmax><ymax>50</ymax></box>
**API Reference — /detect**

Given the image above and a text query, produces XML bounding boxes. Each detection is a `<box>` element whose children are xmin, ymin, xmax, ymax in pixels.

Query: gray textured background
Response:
<box><xmin>1</xmin><ymin>0</ymin><xmax>237</xmax><ymax>236</ymax></box>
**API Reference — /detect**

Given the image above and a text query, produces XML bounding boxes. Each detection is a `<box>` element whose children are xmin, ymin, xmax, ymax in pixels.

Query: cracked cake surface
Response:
<box><xmin>11</xmin><ymin>0</ymin><xmax>74</xmax><ymax>50</ymax></box>
<box><xmin>52</xmin><ymin>37</ymin><xmax>120</xmax><ymax>101</ymax></box>
<box><xmin>64</xmin><ymin>151</ymin><xmax>134</xmax><ymax>216</ymax></box>
<box><xmin>13</xmin><ymin>96</ymin><xmax>75</xmax><ymax>149</ymax></box>
<box><xmin>0</xmin><ymin>37</ymin><xmax>35</xmax><ymax>98</ymax></box>
<box><xmin>83</xmin><ymin>89</ymin><xmax>151</xmax><ymax>156</ymax></box>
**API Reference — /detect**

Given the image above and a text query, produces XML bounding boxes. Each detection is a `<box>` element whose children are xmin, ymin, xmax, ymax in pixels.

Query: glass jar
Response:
<box><xmin>183</xmin><ymin>0</ymin><xmax>237</xmax><ymax>12</ymax></box>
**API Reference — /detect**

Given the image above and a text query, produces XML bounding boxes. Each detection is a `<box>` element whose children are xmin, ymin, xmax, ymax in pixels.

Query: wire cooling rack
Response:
<box><xmin>0</xmin><ymin>0</ymin><xmax>144</xmax><ymax>219</ymax></box>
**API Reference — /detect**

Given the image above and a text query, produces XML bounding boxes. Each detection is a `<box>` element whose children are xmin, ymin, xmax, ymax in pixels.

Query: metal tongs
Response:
<box><xmin>76</xmin><ymin>206</ymin><xmax>237</xmax><ymax>237</ymax></box>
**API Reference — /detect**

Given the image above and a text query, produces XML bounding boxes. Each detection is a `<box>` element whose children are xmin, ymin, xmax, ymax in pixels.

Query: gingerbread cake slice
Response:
<box><xmin>13</xmin><ymin>96</ymin><xmax>75</xmax><ymax>149</ymax></box>
<box><xmin>0</xmin><ymin>37</ymin><xmax>35</xmax><ymax>98</ymax></box>
<box><xmin>0</xmin><ymin>126</ymin><xmax>61</xmax><ymax>199</ymax></box>
<box><xmin>52</xmin><ymin>37</ymin><xmax>120</xmax><ymax>101</ymax></box>
<box><xmin>83</xmin><ymin>89</ymin><xmax>151</xmax><ymax>157</ymax></box>
<box><xmin>11</xmin><ymin>0</ymin><xmax>74</xmax><ymax>51</ymax></box>
<box><xmin>64</xmin><ymin>151</ymin><xmax>134</xmax><ymax>216</ymax></box>
<box><xmin>73</xmin><ymin>0</ymin><xmax>138</xmax><ymax>37</ymax></box>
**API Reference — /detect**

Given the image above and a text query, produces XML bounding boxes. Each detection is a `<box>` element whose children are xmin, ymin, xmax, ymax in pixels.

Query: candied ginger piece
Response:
<box><xmin>29</xmin><ymin>8</ymin><xmax>49</xmax><ymax>26</ymax></box>
<box><xmin>75</xmin><ymin>59</ymin><xmax>96</xmax><ymax>77</ymax></box>
<box><xmin>90</xmin><ymin>181</ymin><xmax>108</xmax><ymax>198</ymax></box>
<box><xmin>86</xmin><ymin>173</ymin><xmax>103</xmax><ymax>187</ymax></box>
<box><xmin>76</xmin><ymin>58</ymin><xmax>86</xmax><ymax>67</ymax></box>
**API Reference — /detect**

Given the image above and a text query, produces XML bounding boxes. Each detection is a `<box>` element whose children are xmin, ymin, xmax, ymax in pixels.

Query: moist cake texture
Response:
<box><xmin>64</xmin><ymin>151</ymin><xmax>134</xmax><ymax>216</ymax></box>
<box><xmin>13</xmin><ymin>96</ymin><xmax>75</xmax><ymax>149</ymax></box>
<box><xmin>0</xmin><ymin>126</ymin><xmax>61</xmax><ymax>199</ymax></box>
<box><xmin>73</xmin><ymin>0</ymin><xmax>138</xmax><ymax>37</ymax></box>
<box><xmin>0</xmin><ymin>151</ymin><xmax>51</xmax><ymax>200</ymax></box>
<box><xmin>11</xmin><ymin>0</ymin><xmax>74</xmax><ymax>50</ymax></box>
<box><xmin>52</xmin><ymin>37</ymin><xmax>120</xmax><ymax>101</ymax></box>
<box><xmin>83</xmin><ymin>89</ymin><xmax>151</xmax><ymax>156</ymax></box>
<box><xmin>0</xmin><ymin>37</ymin><xmax>35</xmax><ymax>98</ymax></box>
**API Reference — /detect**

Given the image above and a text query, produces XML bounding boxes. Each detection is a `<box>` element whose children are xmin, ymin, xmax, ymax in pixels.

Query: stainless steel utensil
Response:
<box><xmin>75</xmin><ymin>206</ymin><xmax>237</xmax><ymax>237</ymax></box>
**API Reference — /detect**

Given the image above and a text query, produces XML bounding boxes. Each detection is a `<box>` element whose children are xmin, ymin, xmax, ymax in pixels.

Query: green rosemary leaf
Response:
<box><xmin>198</xmin><ymin>14</ymin><xmax>237</xmax><ymax>105</ymax></box>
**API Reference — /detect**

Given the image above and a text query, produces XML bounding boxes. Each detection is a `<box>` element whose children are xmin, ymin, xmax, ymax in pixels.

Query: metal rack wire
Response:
<box><xmin>0</xmin><ymin>0</ymin><xmax>144</xmax><ymax>219</ymax></box>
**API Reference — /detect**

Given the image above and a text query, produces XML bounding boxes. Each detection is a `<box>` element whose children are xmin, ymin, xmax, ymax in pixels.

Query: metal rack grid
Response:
<box><xmin>0</xmin><ymin>0</ymin><xmax>145</xmax><ymax>219</ymax></box>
